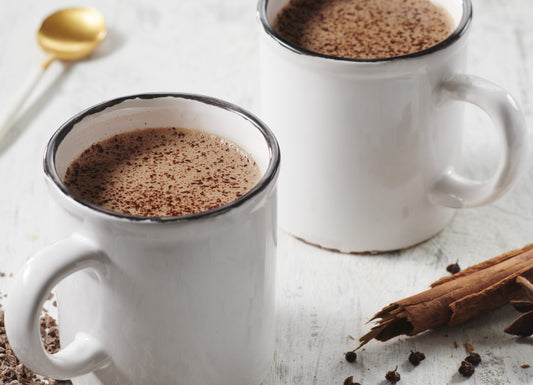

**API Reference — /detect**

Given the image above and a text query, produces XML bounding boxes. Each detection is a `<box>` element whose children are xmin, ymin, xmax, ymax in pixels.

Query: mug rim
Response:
<box><xmin>44</xmin><ymin>93</ymin><xmax>281</xmax><ymax>223</ymax></box>
<box><xmin>257</xmin><ymin>0</ymin><xmax>472</xmax><ymax>63</ymax></box>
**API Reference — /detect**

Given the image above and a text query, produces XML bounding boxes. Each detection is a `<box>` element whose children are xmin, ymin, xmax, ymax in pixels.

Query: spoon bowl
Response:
<box><xmin>37</xmin><ymin>8</ymin><xmax>107</xmax><ymax>67</ymax></box>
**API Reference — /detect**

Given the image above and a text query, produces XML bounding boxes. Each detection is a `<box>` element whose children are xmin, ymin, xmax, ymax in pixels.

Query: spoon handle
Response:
<box><xmin>0</xmin><ymin>66</ymin><xmax>46</xmax><ymax>144</ymax></box>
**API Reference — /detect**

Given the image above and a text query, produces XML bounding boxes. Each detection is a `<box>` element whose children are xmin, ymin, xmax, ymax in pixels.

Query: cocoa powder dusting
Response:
<box><xmin>63</xmin><ymin>127</ymin><xmax>262</xmax><ymax>217</ymax></box>
<box><xmin>273</xmin><ymin>0</ymin><xmax>455</xmax><ymax>59</ymax></box>
<box><xmin>0</xmin><ymin>310</ymin><xmax>71</xmax><ymax>384</ymax></box>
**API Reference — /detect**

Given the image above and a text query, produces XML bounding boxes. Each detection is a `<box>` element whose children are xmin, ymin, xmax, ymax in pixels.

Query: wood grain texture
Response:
<box><xmin>0</xmin><ymin>0</ymin><xmax>532</xmax><ymax>384</ymax></box>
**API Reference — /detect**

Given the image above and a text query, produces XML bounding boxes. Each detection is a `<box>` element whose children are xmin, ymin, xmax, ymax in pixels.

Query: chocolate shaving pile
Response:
<box><xmin>0</xmin><ymin>310</ymin><xmax>72</xmax><ymax>385</ymax></box>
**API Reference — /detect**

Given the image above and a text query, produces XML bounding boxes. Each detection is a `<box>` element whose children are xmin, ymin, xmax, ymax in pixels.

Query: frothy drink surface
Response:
<box><xmin>63</xmin><ymin>127</ymin><xmax>262</xmax><ymax>217</ymax></box>
<box><xmin>273</xmin><ymin>0</ymin><xmax>455</xmax><ymax>59</ymax></box>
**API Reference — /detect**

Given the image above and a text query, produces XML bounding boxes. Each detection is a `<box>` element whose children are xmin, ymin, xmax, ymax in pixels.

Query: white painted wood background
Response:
<box><xmin>0</xmin><ymin>0</ymin><xmax>532</xmax><ymax>384</ymax></box>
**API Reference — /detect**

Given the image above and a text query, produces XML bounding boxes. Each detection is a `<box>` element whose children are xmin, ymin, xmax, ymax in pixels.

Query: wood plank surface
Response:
<box><xmin>0</xmin><ymin>0</ymin><xmax>532</xmax><ymax>384</ymax></box>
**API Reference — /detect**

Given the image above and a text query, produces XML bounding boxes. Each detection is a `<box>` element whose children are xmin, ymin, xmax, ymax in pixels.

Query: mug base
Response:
<box><xmin>283</xmin><ymin>212</ymin><xmax>456</xmax><ymax>254</ymax></box>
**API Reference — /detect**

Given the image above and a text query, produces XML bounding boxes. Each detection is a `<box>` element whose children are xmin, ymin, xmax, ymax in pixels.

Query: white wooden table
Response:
<box><xmin>0</xmin><ymin>0</ymin><xmax>532</xmax><ymax>384</ymax></box>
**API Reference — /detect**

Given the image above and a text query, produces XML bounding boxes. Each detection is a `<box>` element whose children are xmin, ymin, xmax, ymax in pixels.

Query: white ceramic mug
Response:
<box><xmin>5</xmin><ymin>94</ymin><xmax>280</xmax><ymax>385</ymax></box>
<box><xmin>258</xmin><ymin>0</ymin><xmax>527</xmax><ymax>253</ymax></box>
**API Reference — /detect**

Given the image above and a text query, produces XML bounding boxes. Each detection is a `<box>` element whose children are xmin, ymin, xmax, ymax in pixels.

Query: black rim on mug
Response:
<box><xmin>44</xmin><ymin>93</ymin><xmax>281</xmax><ymax>223</ymax></box>
<box><xmin>257</xmin><ymin>0</ymin><xmax>472</xmax><ymax>62</ymax></box>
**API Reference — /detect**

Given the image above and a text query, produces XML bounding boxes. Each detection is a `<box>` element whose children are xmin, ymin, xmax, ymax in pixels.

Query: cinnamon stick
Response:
<box><xmin>358</xmin><ymin>243</ymin><xmax>533</xmax><ymax>348</ymax></box>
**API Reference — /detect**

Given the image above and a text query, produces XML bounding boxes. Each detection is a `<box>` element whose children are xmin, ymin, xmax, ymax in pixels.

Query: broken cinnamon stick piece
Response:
<box><xmin>504</xmin><ymin>276</ymin><xmax>533</xmax><ymax>336</ymax></box>
<box><xmin>358</xmin><ymin>243</ymin><xmax>533</xmax><ymax>348</ymax></box>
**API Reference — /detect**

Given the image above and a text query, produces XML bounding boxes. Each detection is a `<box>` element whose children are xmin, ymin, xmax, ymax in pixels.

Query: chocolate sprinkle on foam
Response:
<box><xmin>64</xmin><ymin>127</ymin><xmax>261</xmax><ymax>217</ymax></box>
<box><xmin>273</xmin><ymin>0</ymin><xmax>455</xmax><ymax>59</ymax></box>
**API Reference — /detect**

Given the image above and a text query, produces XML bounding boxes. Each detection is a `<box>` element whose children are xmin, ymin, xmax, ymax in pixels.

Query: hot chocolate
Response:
<box><xmin>273</xmin><ymin>0</ymin><xmax>455</xmax><ymax>59</ymax></box>
<box><xmin>63</xmin><ymin>127</ymin><xmax>261</xmax><ymax>217</ymax></box>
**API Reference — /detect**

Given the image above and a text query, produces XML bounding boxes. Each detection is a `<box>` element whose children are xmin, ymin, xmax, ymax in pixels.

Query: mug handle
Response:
<box><xmin>5</xmin><ymin>234</ymin><xmax>112</xmax><ymax>380</ymax></box>
<box><xmin>430</xmin><ymin>74</ymin><xmax>528</xmax><ymax>208</ymax></box>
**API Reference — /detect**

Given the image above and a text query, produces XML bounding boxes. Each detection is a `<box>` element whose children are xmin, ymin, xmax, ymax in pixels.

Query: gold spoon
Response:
<box><xmin>0</xmin><ymin>8</ymin><xmax>107</xmax><ymax>143</ymax></box>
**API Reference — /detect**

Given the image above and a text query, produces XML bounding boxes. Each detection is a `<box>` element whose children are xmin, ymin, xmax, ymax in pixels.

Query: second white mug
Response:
<box><xmin>258</xmin><ymin>0</ymin><xmax>527</xmax><ymax>253</ymax></box>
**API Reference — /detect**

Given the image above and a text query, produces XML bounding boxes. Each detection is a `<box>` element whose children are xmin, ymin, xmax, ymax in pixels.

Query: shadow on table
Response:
<box><xmin>0</xmin><ymin>26</ymin><xmax>125</xmax><ymax>156</ymax></box>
